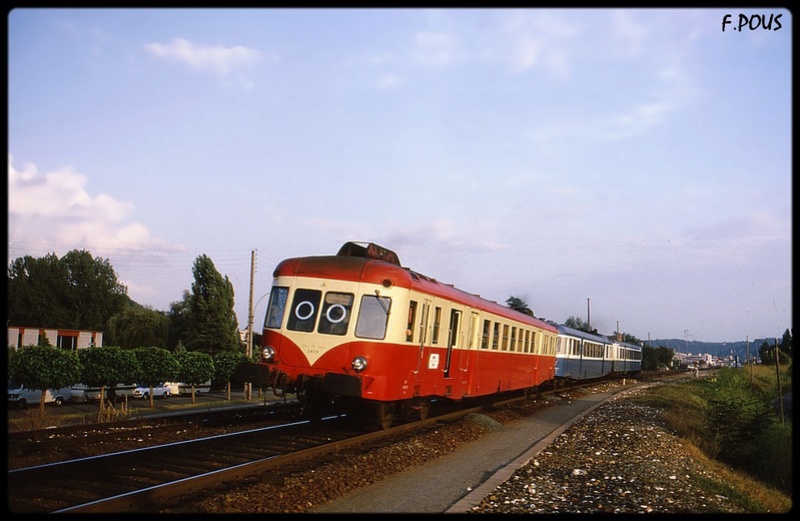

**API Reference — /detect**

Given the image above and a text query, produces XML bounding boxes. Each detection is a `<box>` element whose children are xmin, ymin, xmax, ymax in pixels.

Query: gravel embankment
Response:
<box><xmin>468</xmin><ymin>390</ymin><xmax>748</xmax><ymax>513</ymax></box>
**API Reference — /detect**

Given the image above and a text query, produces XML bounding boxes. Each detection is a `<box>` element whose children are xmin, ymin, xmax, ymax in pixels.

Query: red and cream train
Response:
<box><xmin>253</xmin><ymin>241</ymin><xmax>637</xmax><ymax>428</ymax></box>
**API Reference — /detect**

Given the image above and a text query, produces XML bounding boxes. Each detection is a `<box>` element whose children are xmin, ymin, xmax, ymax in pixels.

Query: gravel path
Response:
<box><xmin>466</xmin><ymin>388</ymin><xmax>748</xmax><ymax>513</ymax></box>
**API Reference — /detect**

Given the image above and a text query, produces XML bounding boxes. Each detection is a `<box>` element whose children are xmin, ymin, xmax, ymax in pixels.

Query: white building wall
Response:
<box><xmin>7</xmin><ymin>327</ymin><xmax>104</xmax><ymax>350</ymax></box>
<box><xmin>45</xmin><ymin>330</ymin><xmax>58</xmax><ymax>346</ymax></box>
<box><xmin>8</xmin><ymin>327</ymin><xmax>19</xmax><ymax>348</ymax></box>
<box><xmin>77</xmin><ymin>331</ymin><xmax>101</xmax><ymax>348</ymax></box>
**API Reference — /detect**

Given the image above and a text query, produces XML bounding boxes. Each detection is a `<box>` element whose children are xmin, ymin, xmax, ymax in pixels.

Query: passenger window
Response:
<box><xmin>432</xmin><ymin>307</ymin><xmax>442</xmax><ymax>344</ymax></box>
<box><xmin>406</xmin><ymin>301</ymin><xmax>418</xmax><ymax>342</ymax></box>
<box><xmin>355</xmin><ymin>294</ymin><xmax>392</xmax><ymax>339</ymax></box>
<box><xmin>287</xmin><ymin>289</ymin><xmax>322</xmax><ymax>332</ymax></box>
<box><xmin>318</xmin><ymin>292</ymin><xmax>354</xmax><ymax>336</ymax></box>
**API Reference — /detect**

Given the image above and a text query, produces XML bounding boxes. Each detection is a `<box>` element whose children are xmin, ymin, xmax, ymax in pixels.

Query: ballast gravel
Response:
<box><xmin>468</xmin><ymin>391</ymin><xmax>746</xmax><ymax>514</ymax></box>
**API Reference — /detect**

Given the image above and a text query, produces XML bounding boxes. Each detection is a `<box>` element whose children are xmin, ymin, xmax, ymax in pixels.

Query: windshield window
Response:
<box><xmin>317</xmin><ymin>292</ymin><xmax>354</xmax><ymax>336</ymax></box>
<box><xmin>265</xmin><ymin>286</ymin><xmax>289</xmax><ymax>329</ymax></box>
<box><xmin>355</xmin><ymin>294</ymin><xmax>391</xmax><ymax>339</ymax></box>
<box><xmin>287</xmin><ymin>289</ymin><xmax>322</xmax><ymax>332</ymax></box>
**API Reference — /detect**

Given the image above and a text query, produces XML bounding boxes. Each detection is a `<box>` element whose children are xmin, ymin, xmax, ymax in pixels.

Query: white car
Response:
<box><xmin>70</xmin><ymin>383</ymin><xmax>137</xmax><ymax>402</ymax></box>
<box><xmin>132</xmin><ymin>383</ymin><xmax>171</xmax><ymax>399</ymax></box>
<box><xmin>164</xmin><ymin>380</ymin><xmax>212</xmax><ymax>395</ymax></box>
<box><xmin>8</xmin><ymin>384</ymin><xmax>72</xmax><ymax>409</ymax></box>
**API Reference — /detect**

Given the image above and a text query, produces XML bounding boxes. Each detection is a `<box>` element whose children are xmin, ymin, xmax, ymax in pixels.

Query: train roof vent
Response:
<box><xmin>337</xmin><ymin>241</ymin><xmax>401</xmax><ymax>266</ymax></box>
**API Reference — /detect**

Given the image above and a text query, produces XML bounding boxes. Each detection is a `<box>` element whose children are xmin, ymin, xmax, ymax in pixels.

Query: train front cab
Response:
<box><xmin>256</xmin><ymin>242</ymin><xmax>559</xmax><ymax>429</ymax></box>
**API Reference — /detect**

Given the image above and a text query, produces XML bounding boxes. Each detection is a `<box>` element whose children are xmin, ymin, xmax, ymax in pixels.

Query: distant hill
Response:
<box><xmin>648</xmin><ymin>338</ymin><xmax>780</xmax><ymax>361</ymax></box>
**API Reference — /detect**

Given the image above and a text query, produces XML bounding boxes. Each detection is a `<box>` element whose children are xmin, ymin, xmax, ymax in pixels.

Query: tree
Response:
<box><xmin>134</xmin><ymin>346</ymin><xmax>180</xmax><ymax>408</ymax></box>
<box><xmin>7</xmin><ymin>249</ymin><xmax>131</xmax><ymax>330</ymax></box>
<box><xmin>506</xmin><ymin>296</ymin><xmax>533</xmax><ymax>316</ymax></box>
<box><xmin>214</xmin><ymin>350</ymin><xmax>249</xmax><ymax>401</ymax></box>
<box><xmin>184</xmin><ymin>254</ymin><xmax>240</xmax><ymax>355</ymax></box>
<box><xmin>78</xmin><ymin>346</ymin><xmax>141</xmax><ymax>415</ymax></box>
<box><xmin>167</xmin><ymin>291</ymin><xmax>192</xmax><ymax>351</ymax></box>
<box><xmin>176</xmin><ymin>351</ymin><xmax>215</xmax><ymax>404</ymax></box>
<box><xmin>779</xmin><ymin>328</ymin><xmax>792</xmax><ymax>361</ymax></box>
<box><xmin>8</xmin><ymin>345</ymin><xmax>81</xmax><ymax>412</ymax></box>
<box><xmin>758</xmin><ymin>341</ymin><xmax>774</xmax><ymax>365</ymax></box>
<box><xmin>622</xmin><ymin>333</ymin><xmax>641</xmax><ymax>344</ymax></box>
<box><xmin>7</xmin><ymin>253</ymin><xmax>71</xmax><ymax>328</ymax></box>
<box><xmin>107</xmin><ymin>305</ymin><xmax>170</xmax><ymax>349</ymax></box>
<box><xmin>565</xmin><ymin>315</ymin><xmax>594</xmax><ymax>333</ymax></box>
<box><xmin>60</xmin><ymin>250</ymin><xmax>130</xmax><ymax>329</ymax></box>
<box><xmin>641</xmin><ymin>345</ymin><xmax>675</xmax><ymax>371</ymax></box>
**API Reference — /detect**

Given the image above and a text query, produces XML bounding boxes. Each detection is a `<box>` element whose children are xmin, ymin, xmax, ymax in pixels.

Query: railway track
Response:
<box><xmin>8</xmin><ymin>397</ymin><xmax>516</xmax><ymax>513</ymax></box>
<box><xmin>8</xmin><ymin>401</ymin><xmax>305</xmax><ymax>469</ymax></box>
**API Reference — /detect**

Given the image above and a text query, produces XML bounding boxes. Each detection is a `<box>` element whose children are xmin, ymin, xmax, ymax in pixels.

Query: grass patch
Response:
<box><xmin>7</xmin><ymin>408</ymin><xmax>71</xmax><ymax>434</ymax></box>
<box><xmin>631</xmin><ymin>368</ymin><xmax>792</xmax><ymax>512</ymax></box>
<box><xmin>682</xmin><ymin>441</ymin><xmax>792</xmax><ymax>514</ymax></box>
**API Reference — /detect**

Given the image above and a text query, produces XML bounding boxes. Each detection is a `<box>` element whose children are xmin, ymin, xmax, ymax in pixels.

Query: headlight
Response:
<box><xmin>351</xmin><ymin>356</ymin><xmax>368</xmax><ymax>372</ymax></box>
<box><xmin>262</xmin><ymin>345</ymin><xmax>275</xmax><ymax>363</ymax></box>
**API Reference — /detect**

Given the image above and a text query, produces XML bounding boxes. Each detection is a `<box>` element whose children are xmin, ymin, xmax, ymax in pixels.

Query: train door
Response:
<box><xmin>444</xmin><ymin>309</ymin><xmax>461</xmax><ymax>378</ymax></box>
<box><xmin>459</xmin><ymin>311</ymin><xmax>479</xmax><ymax>375</ymax></box>
<box><xmin>419</xmin><ymin>299</ymin><xmax>432</xmax><ymax>375</ymax></box>
<box><xmin>407</xmin><ymin>300</ymin><xmax>421</xmax><ymax>374</ymax></box>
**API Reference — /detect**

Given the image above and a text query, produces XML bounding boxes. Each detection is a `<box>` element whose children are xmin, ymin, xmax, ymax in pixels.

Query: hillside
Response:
<box><xmin>649</xmin><ymin>338</ymin><xmax>780</xmax><ymax>361</ymax></box>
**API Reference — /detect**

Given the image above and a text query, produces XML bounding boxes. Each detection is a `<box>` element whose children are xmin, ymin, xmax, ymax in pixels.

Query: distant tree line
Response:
<box><xmin>7</xmin><ymin>249</ymin><xmax>247</xmax><ymax>356</ymax></box>
<box><xmin>757</xmin><ymin>328</ymin><xmax>793</xmax><ymax>366</ymax></box>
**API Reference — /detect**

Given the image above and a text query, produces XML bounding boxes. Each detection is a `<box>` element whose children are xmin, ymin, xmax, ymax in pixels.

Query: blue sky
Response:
<box><xmin>7</xmin><ymin>8</ymin><xmax>792</xmax><ymax>344</ymax></box>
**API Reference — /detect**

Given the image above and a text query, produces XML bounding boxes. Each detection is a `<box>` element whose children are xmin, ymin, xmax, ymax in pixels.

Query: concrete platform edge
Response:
<box><xmin>444</xmin><ymin>391</ymin><xmax>619</xmax><ymax>513</ymax></box>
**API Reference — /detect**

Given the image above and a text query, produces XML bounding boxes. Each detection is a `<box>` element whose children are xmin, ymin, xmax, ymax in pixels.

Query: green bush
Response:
<box><xmin>705</xmin><ymin>369</ymin><xmax>773</xmax><ymax>463</ymax></box>
<box><xmin>747</xmin><ymin>421</ymin><xmax>792</xmax><ymax>494</ymax></box>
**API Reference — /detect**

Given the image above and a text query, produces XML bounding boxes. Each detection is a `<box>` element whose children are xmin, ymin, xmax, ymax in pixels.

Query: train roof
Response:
<box><xmin>614</xmin><ymin>339</ymin><xmax>643</xmax><ymax>350</ymax></box>
<box><xmin>274</xmin><ymin>242</ymin><xmax>557</xmax><ymax>333</ymax></box>
<box><xmin>555</xmin><ymin>324</ymin><xmax>611</xmax><ymax>343</ymax></box>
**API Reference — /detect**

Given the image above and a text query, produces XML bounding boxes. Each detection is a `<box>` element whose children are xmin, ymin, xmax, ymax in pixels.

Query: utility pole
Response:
<box><xmin>774</xmin><ymin>339</ymin><xmax>784</xmax><ymax>425</ymax></box>
<box><xmin>246</xmin><ymin>250</ymin><xmax>256</xmax><ymax>401</ymax></box>
<box><xmin>683</xmin><ymin>329</ymin><xmax>689</xmax><ymax>355</ymax></box>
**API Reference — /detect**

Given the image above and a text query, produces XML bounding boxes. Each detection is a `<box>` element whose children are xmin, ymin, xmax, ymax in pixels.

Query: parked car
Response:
<box><xmin>164</xmin><ymin>380</ymin><xmax>212</xmax><ymax>395</ymax></box>
<box><xmin>70</xmin><ymin>383</ymin><xmax>137</xmax><ymax>402</ymax></box>
<box><xmin>132</xmin><ymin>383</ymin><xmax>171</xmax><ymax>399</ymax></box>
<box><xmin>8</xmin><ymin>382</ymin><xmax>72</xmax><ymax>409</ymax></box>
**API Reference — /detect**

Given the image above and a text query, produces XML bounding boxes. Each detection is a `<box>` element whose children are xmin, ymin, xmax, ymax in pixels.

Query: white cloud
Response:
<box><xmin>143</xmin><ymin>37</ymin><xmax>263</xmax><ymax>76</ymax></box>
<box><xmin>7</xmin><ymin>155</ymin><xmax>183</xmax><ymax>258</ymax></box>
<box><xmin>499</xmin><ymin>10</ymin><xmax>580</xmax><ymax>76</ymax></box>
<box><xmin>413</xmin><ymin>31</ymin><xmax>461</xmax><ymax>66</ymax></box>
<box><xmin>609</xmin><ymin>9</ymin><xmax>647</xmax><ymax>57</ymax></box>
<box><xmin>376</xmin><ymin>74</ymin><xmax>403</xmax><ymax>89</ymax></box>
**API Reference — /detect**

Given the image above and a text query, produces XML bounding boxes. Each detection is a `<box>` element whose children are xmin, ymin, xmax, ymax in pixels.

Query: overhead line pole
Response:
<box><xmin>246</xmin><ymin>250</ymin><xmax>256</xmax><ymax>401</ymax></box>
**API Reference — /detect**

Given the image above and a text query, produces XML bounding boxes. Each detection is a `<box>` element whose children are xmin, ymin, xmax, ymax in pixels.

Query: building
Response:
<box><xmin>7</xmin><ymin>326</ymin><xmax>103</xmax><ymax>351</ymax></box>
<box><xmin>673</xmin><ymin>352</ymin><xmax>716</xmax><ymax>369</ymax></box>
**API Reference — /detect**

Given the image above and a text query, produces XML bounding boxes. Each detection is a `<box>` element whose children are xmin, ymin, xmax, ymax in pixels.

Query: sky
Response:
<box><xmin>6</xmin><ymin>8</ymin><xmax>793</xmax><ymax>344</ymax></box>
